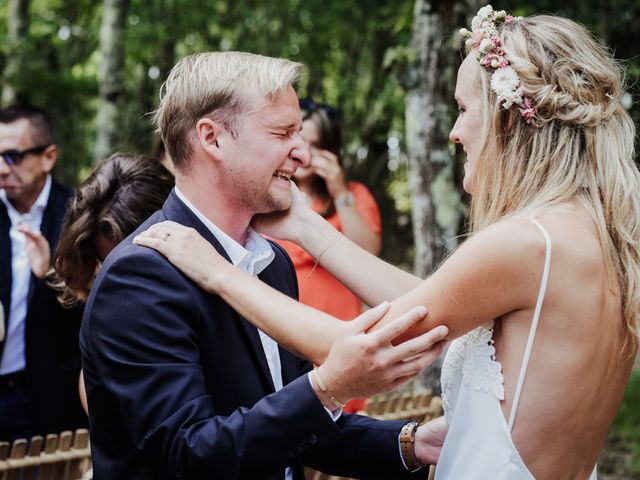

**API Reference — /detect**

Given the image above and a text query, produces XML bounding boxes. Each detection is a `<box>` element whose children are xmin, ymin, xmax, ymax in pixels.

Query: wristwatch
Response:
<box><xmin>399</xmin><ymin>421</ymin><xmax>424</xmax><ymax>471</ymax></box>
<box><xmin>334</xmin><ymin>191</ymin><xmax>355</xmax><ymax>208</ymax></box>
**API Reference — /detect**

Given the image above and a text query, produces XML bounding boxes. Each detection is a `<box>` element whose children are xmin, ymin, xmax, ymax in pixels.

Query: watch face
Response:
<box><xmin>336</xmin><ymin>192</ymin><xmax>355</xmax><ymax>207</ymax></box>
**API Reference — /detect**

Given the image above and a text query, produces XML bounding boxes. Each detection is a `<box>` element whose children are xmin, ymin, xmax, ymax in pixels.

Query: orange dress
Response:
<box><xmin>279</xmin><ymin>181</ymin><xmax>382</xmax><ymax>412</ymax></box>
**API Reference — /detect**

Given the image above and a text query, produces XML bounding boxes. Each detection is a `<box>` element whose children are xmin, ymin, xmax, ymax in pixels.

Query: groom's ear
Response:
<box><xmin>195</xmin><ymin>118</ymin><xmax>226</xmax><ymax>161</ymax></box>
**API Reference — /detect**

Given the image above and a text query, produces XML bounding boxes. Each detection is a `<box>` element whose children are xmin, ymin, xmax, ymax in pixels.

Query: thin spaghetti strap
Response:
<box><xmin>507</xmin><ymin>218</ymin><xmax>552</xmax><ymax>431</ymax></box>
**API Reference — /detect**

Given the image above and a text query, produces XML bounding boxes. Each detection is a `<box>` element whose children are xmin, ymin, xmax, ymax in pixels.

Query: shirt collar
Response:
<box><xmin>0</xmin><ymin>174</ymin><xmax>51</xmax><ymax>222</ymax></box>
<box><xmin>174</xmin><ymin>186</ymin><xmax>274</xmax><ymax>276</ymax></box>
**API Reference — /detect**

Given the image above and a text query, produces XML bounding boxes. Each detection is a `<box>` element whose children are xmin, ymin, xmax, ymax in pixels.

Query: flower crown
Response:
<box><xmin>459</xmin><ymin>5</ymin><xmax>536</xmax><ymax>124</ymax></box>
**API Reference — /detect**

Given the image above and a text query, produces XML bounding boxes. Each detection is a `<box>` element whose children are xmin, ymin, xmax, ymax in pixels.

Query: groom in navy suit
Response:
<box><xmin>80</xmin><ymin>52</ymin><xmax>446</xmax><ymax>480</ymax></box>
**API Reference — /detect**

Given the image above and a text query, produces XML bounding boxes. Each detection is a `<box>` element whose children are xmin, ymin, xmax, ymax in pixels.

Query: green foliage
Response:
<box><xmin>613</xmin><ymin>368</ymin><xmax>640</xmax><ymax>436</ymax></box>
<box><xmin>0</xmin><ymin>0</ymin><xmax>637</xmax><ymax>262</ymax></box>
<box><xmin>600</xmin><ymin>367</ymin><xmax>640</xmax><ymax>475</ymax></box>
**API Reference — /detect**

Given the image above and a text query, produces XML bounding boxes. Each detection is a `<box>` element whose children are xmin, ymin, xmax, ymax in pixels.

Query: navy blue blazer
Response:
<box><xmin>0</xmin><ymin>180</ymin><xmax>86</xmax><ymax>435</ymax></box>
<box><xmin>80</xmin><ymin>191</ymin><xmax>427</xmax><ymax>480</ymax></box>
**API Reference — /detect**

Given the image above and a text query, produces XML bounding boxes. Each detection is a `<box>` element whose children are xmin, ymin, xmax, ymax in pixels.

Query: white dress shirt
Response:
<box><xmin>0</xmin><ymin>175</ymin><xmax>52</xmax><ymax>375</ymax></box>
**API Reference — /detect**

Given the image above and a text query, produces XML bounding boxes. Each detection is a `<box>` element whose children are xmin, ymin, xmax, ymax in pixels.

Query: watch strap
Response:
<box><xmin>399</xmin><ymin>421</ymin><xmax>423</xmax><ymax>471</ymax></box>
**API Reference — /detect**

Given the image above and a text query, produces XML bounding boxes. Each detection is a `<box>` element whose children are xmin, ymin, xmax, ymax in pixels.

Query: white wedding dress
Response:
<box><xmin>435</xmin><ymin>219</ymin><xmax>597</xmax><ymax>479</ymax></box>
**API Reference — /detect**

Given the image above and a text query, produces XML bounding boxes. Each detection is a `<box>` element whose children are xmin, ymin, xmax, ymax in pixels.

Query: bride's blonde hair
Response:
<box><xmin>467</xmin><ymin>15</ymin><xmax>640</xmax><ymax>347</ymax></box>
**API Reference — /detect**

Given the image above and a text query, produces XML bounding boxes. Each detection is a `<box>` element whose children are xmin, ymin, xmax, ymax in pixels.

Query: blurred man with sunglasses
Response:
<box><xmin>0</xmin><ymin>105</ymin><xmax>86</xmax><ymax>440</ymax></box>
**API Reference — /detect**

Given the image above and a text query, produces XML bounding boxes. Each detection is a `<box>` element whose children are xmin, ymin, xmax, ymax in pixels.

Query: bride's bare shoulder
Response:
<box><xmin>458</xmin><ymin>217</ymin><xmax>549</xmax><ymax>269</ymax></box>
<box><xmin>466</xmin><ymin>205</ymin><xmax>599</xmax><ymax>266</ymax></box>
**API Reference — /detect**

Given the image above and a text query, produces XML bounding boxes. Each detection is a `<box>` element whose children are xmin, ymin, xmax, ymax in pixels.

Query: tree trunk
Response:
<box><xmin>95</xmin><ymin>0</ymin><xmax>130</xmax><ymax>162</ymax></box>
<box><xmin>2</xmin><ymin>0</ymin><xmax>30</xmax><ymax>106</ymax></box>
<box><xmin>404</xmin><ymin>0</ymin><xmax>481</xmax><ymax>392</ymax></box>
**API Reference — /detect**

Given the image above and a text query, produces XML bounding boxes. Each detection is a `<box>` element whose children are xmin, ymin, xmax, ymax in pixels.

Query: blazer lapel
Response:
<box><xmin>241</xmin><ymin>321</ymin><xmax>277</xmax><ymax>393</ymax></box>
<box><xmin>161</xmin><ymin>191</ymin><xmax>276</xmax><ymax>392</ymax></box>
<box><xmin>258</xmin><ymin>251</ymin><xmax>308</xmax><ymax>385</ymax></box>
<box><xmin>257</xmin><ymin>264</ymin><xmax>302</xmax><ymax>387</ymax></box>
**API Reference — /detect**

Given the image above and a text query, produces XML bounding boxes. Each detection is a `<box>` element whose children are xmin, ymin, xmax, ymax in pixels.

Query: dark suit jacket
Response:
<box><xmin>0</xmin><ymin>180</ymin><xmax>87</xmax><ymax>435</ymax></box>
<box><xmin>80</xmin><ymin>191</ymin><xmax>427</xmax><ymax>480</ymax></box>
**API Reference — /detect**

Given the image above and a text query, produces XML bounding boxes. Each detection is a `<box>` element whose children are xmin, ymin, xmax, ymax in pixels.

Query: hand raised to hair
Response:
<box><xmin>17</xmin><ymin>225</ymin><xmax>51</xmax><ymax>279</ymax></box>
<box><xmin>312</xmin><ymin>302</ymin><xmax>448</xmax><ymax>408</ymax></box>
<box><xmin>309</xmin><ymin>148</ymin><xmax>348</xmax><ymax>199</ymax></box>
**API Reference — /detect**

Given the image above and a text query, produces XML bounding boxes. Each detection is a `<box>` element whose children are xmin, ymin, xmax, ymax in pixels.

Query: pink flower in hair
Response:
<box><xmin>519</xmin><ymin>98</ymin><xmax>536</xmax><ymax>123</ymax></box>
<box><xmin>481</xmin><ymin>55</ymin><xmax>494</xmax><ymax>68</ymax></box>
<box><xmin>471</xmin><ymin>30</ymin><xmax>484</xmax><ymax>48</ymax></box>
<box><xmin>459</xmin><ymin>5</ymin><xmax>535</xmax><ymax>125</ymax></box>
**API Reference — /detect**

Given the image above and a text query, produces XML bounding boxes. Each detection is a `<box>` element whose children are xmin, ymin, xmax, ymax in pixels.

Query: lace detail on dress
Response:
<box><xmin>441</xmin><ymin>321</ymin><xmax>505</xmax><ymax>424</ymax></box>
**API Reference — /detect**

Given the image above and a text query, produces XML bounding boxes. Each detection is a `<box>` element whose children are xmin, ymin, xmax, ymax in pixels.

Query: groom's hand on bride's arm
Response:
<box><xmin>311</xmin><ymin>302</ymin><xmax>449</xmax><ymax>410</ymax></box>
<box><xmin>415</xmin><ymin>416</ymin><xmax>448</xmax><ymax>466</ymax></box>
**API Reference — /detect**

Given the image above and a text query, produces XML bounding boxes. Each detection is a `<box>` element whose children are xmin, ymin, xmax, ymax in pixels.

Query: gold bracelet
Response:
<box><xmin>311</xmin><ymin>368</ymin><xmax>345</xmax><ymax>409</ymax></box>
<box><xmin>307</xmin><ymin>233</ymin><xmax>342</xmax><ymax>279</ymax></box>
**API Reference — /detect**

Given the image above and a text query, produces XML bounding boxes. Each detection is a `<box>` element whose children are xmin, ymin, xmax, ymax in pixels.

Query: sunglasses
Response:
<box><xmin>0</xmin><ymin>145</ymin><xmax>51</xmax><ymax>167</ymax></box>
<box><xmin>299</xmin><ymin>99</ymin><xmax>341</xmax><ymax>119</ymax></box>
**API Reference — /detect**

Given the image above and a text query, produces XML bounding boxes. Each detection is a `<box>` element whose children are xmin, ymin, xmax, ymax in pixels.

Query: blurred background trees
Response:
<box><xmin>0</xmin><ymin>0</ymin><xmax>637</xmax><ymax>272</ymax></box>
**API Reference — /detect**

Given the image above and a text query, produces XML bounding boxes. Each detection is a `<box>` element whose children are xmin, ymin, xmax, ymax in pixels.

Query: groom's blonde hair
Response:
<box><xmin>154</xmin><ymin>51</ymin><xmax>303</xmax><ymax>169</ymax></box>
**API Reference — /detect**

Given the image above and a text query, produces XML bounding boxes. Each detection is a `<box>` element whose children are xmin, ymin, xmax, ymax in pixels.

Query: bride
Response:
<box><xmin>135</xmin><ymin>6</ymin><xmax>640</xmax><ymax>479</ymax></box>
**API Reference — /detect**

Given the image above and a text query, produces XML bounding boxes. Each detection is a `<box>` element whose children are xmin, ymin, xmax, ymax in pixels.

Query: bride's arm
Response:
<box><xmin>375</xmin><ymin>218</ymin><xmax>545</xmax><ymax>340</ymax></box>
<box><xmin>259</xmin><ymin>199</ymin><xmax>544</xmax><ymax>339</ymax></box>
<box><xmin>259</xmin><ymin>185</ymin><xmax>546</xmax><ymax>340</ymax></box>
<box><xmin>135</xmin><ymin>221</ymin><xmax>402</xmax><ymax>364</ymax></box>
<box><xmin>135</xmin><ymin>217</ymin><xmax>545</xmax><ymax>355</ymax></box>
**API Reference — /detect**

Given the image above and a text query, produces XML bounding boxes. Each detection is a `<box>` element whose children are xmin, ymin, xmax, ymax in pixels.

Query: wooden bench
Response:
<box><xmin>0</xmin><ymin>429</ymin><xmax>91</xmax><ymax>480</ymax></box>
<box><xmin>364</xmin><ymin>390</ymin><xmax>443</xmax><ymax>423</ymax></box>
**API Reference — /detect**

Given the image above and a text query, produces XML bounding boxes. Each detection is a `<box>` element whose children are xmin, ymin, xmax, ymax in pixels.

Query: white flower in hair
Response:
<box><xmin>491</xmin><ymin>67</ymin><xmax>521</xmax><ymax>108</ymax></box>
<box><xmin>477</xmin><ymin>5</ymin><xmax>493</xmax><ymax>18</ymax></box>
<box><xmin>459</xmin><ymin>4</ymin><xmax>536</xmax><ymax>122</ymax></box>
<box><xmin>479</xmin><ymin>38</ymin><xmax>493</xmax><ymax>53</ymax></box>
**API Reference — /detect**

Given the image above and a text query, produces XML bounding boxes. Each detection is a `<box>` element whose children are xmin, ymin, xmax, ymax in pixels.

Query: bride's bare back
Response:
<box><xmin>494</xmin><ymin>204</ymin><xmax>634</xmax><ymax>479</ymax></box>
<box><xmin>357</xmin><ymin>199</ymin><xmax>634</xmax><ymax>479</ymax></box>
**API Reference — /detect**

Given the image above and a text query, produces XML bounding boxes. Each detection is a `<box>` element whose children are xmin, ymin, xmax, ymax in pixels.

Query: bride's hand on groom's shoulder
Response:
<box><xmin>415</xmin><ymin>416</ymin><xmax>448</xmax><ymax>466</ymax></box>
<box><xmin>133</xmin><ymin>221</ymin><xmax>228</xmax><ymax>293</ymax></box>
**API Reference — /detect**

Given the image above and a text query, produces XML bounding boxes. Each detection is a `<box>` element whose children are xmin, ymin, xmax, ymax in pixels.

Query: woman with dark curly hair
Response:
<box><xmin>51</xmin><ymin>153</ymin><xmax>174</xmax><ymax>306</ymax></box>
<box><xmin>42</xmin><ymin>153</ymin><xmax>174</xmax><ymax>413</ymax></box>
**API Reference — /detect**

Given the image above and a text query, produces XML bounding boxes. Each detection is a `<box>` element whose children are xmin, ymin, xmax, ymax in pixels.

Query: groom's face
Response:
<box><xmin>221</xmin><ymin>85</ymin><xmax>310</xmax><ymax>215</ymax></box>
